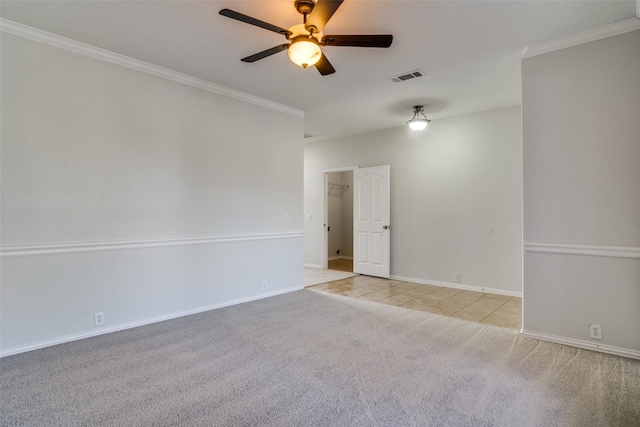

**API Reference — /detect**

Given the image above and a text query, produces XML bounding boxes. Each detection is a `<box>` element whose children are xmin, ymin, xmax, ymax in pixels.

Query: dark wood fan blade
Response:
<box><xmin>322</xmin><ymin>34</ymin><xmax>393</xmax><ymax>48</ymax></box>
<box><xmin>305</xmin><ymin>0</ymin><xmax>343</xmax><ymax>33</ymax></box>
<box><xmin>241</xmin><ymin>44</ymin><xmax>289</xmax><ymax>63</ymax></box>
<box><xmin>220</xmin><ymin>9</ymin><xmax>290</xmax><ymax>35</ymax></box>
<box><xmin>315</xmin><ymin>53</ymin><xmax>336</xmax><ymax>76</ymax></box>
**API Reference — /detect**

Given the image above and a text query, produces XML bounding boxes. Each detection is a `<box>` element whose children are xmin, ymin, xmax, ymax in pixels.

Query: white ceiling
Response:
<box><xmin>1</xmin><ymin>1</ymin><xmax>637</xmax><ymax>141</ymax></box>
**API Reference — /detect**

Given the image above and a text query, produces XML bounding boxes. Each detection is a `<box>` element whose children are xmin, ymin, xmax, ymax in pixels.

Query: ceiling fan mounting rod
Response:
<box><xmin>295</xmin><ymin>0</ymin><xmax>315</xmax><ymax>27</ymax></box>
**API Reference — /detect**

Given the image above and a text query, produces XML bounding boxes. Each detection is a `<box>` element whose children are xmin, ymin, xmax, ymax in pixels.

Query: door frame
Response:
<box><xmin>322</xmin><ymin>166</ymin><xmax>358</xmax><ymax>269</ymax></box>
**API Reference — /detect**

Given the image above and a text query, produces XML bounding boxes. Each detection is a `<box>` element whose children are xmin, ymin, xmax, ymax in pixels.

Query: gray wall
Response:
<box><xmin>305</xmin><ymin>106</ymin><xmax>523</xmax><ymax>294</ymax></box>
<box><xmin>1</xmin><ymin>33</ymin><xmax>303</xmax><ymax>355</ymax></box>
<box><xmin>522</xmin><ymin>30</ymin><xmax>640</xmax><ymax>354</ymax></box>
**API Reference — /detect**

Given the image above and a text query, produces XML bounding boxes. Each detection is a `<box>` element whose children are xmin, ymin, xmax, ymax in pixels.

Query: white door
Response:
<box><xmin>353</xmin><ymin>165</ymin><xmax>390</xmax><ymax>278</ymax></box>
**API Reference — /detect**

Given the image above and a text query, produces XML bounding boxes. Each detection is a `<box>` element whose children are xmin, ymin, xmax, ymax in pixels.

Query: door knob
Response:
<box><xmin>383</xmin><ymin>225</ymin><xmax>390</xmax><ymax>230</ymax></box>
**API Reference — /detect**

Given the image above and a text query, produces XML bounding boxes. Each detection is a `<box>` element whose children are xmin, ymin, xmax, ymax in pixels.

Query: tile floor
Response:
<box><xmin>312</xmin><ymin>260</ymin><xmax>522</xmax><ymax>330</ymax></box>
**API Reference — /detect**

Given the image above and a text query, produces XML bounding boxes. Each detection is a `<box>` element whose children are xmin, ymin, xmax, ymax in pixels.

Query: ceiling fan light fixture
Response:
<box><xmin>406</xmin><ymin>105</ymin><xmax>431</xmax><ymax>131</ymax></box>
<box><xmin>220</xmin><ymin>0</ymin><xmax>393</xmax><ymax>76</ymax></box>
<box><xmin>288</xmin><ymin>38</ymin><xmax>322</xmax><ymax>68</ymax></box>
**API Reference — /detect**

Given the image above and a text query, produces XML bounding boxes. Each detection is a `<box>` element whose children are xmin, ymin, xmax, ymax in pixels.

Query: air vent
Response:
<box><xmin>389</xmin><ymin>69</ymin><xmax>426</xmax><ymax>83</ymax></box>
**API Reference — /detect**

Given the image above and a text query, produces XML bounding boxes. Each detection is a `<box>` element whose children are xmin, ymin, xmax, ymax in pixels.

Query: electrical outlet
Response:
<box><xmin>262</xmin><ymin>281</ymin><xmax>268</xmax><ymax>291</ymax></box>
<box><xmin>284</xmin><ymin>213</ymin><xmax>290</xmax><ymax>223</ymax></box>
<box><xmin>454</xmin><ymin>274</ymin><xmax>461</xmax><ymax>283</ymax></box>
<box><xmin>590</xmin><ymin>324</ymin><xmax>602</xmax><ymax>340</ymax></box>
<box><xmin>94</xmin><ymin>312</ymin><xmax>104</xmax><ymax>326</ymax></box>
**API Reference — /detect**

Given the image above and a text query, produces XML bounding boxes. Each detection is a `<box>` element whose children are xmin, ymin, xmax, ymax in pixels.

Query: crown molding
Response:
<box><xmin>522</xmin><ymin>17</ymin><xmax>640</xmax><ymax>59</ymax></box>
<box><xmin>0</xmin><ymin>18</ymin><xmax>304</xmax><ymax>118</ymax></box>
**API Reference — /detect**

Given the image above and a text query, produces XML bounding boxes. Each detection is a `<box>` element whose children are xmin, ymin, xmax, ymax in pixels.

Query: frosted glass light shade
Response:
<box><xmin>406</xmin><ymin>105</ymin><xmax>430</xmax><ymax>131</ymax></box>
<box><xmin>288</xmin><ymin>40</ymin><xmax>322</xmax><ymax>68</ymax></box>
<box><xmin>407</xmin><ymin>119</ymin><xmax>428</xmax><ymax>131</ymax></box>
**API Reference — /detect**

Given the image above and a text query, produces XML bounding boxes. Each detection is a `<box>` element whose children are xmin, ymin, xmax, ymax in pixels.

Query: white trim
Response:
<box><xmin>0</xmin><ymin>232</ymin><xmax>303</xmax><ymax>257</ymax></box>
<box><xmin>322</xmin><ymin>166</ymin><xmax>359</xmax><ymax>174</ymax></box>
<box><xmin>0</xmin><ymin>18</ymin><xmax>303</xmax><ymax>119</ymax></box>
<box><xmin>0</xmin><ymin>285</ymin><xmax>303</xmax><ymax>358</ymax></box>
<box><xmin>524</xmin><ymin>242</ymin><xmax>640</xmax><ymax>259</ymax></box>
<box><xmin>304</xmin><ymin>263</ymin><xmax>323</xmax><ymax>269</ymax></box>
<box><xmin>321</xmin><ymin>166</ymin><xmax>358</xmax><ymax>270</ymax></box>
<box><xmin>390</xmin><ymin>275</ymin><xmax>522</xmax><ymax>298</ymax></box>
<box><xmin>521</xmin><ymin>330</ymin><xmax>640</xmax><ymax>360</ymax></box>
<box><xmin>522</xmin><ymin>17</ymin><xmax>640</xmax><ymax>59</ymax></box>
<box><xmin>328</xmin><ymin>256</ymin><xmax>354</xmax><ymax>261</ymax></box>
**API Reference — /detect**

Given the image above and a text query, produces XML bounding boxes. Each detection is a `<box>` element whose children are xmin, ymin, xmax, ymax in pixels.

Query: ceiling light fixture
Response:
<box><xmin>288</xmin><ymin>36</ymin><xmax>322</xmax><ymax>68</ymax></box>
<box><xmin>406</xmin><ymin>105</ymin><xmax>431</xmax><ymax>131</ymax></box>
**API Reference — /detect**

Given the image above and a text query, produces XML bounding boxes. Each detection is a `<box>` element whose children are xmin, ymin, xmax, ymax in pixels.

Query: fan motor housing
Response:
<box><xmin>288</xmin><ymin>24</ymin><xmax>323</xmax><ymax>43</ymax></box>
<box><xmin>294</xmin><ymin>0</ymin><xmax>315</xmax><ymax>15</ymax></box>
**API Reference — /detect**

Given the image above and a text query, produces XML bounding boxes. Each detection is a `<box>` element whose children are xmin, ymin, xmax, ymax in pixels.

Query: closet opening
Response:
<box><xmin>323</xmin><ymin>168</ymin><xmax>355</xmax><ymax>272</ymax></box>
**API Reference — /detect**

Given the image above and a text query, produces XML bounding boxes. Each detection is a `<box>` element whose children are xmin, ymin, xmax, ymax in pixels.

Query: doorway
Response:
<box><xmin>322</xmin><ymin>165</ymin><xmax>391</xmax><ymax>278</ymax></box>
<box><xmin>326</xmin><ymin>170</ymin><xmax>354</xmax><ymax>272</ymax></box>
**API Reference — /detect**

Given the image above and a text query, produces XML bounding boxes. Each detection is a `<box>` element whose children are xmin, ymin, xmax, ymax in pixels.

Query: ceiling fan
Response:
<box><xmin>219</xmin><ymin>0</ymin><xmax>393</xmax><ymax>76</ymax></box>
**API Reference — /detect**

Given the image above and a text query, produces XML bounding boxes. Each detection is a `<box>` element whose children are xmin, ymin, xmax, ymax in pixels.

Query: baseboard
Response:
<box><xmin>521</xmin><ymin>330</ymin><xmax>640</xmax><ymax>360</ymax></box>
<box><xmin>304</xmin><ymin>263</ymin><xmax>322</xmax><ymax>269</ymax></box>
<box><xmin>328</xmin><ymin>256</ymin><xmax>354</xmax><ymax>261</ymax></box>
<box><xmin>390</xmin><ymin>275</ymin><xmax>522</xmax><ymax>298</ymax></box>
<box><xmin>0</xmin><ymin>285</ymin><xmax>303</xmax><ymax>358</ymax></box>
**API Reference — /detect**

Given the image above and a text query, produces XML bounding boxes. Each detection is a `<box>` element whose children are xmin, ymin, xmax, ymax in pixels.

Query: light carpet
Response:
<box><xmin>1</xmin><ymin>290</ymin><xmax>639</xmax><ymax>426</ymax></box>
<box><xmin>303</xmin><ymin>267</ymin><xmax>358</xmax><ymax>287</ymax></box>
